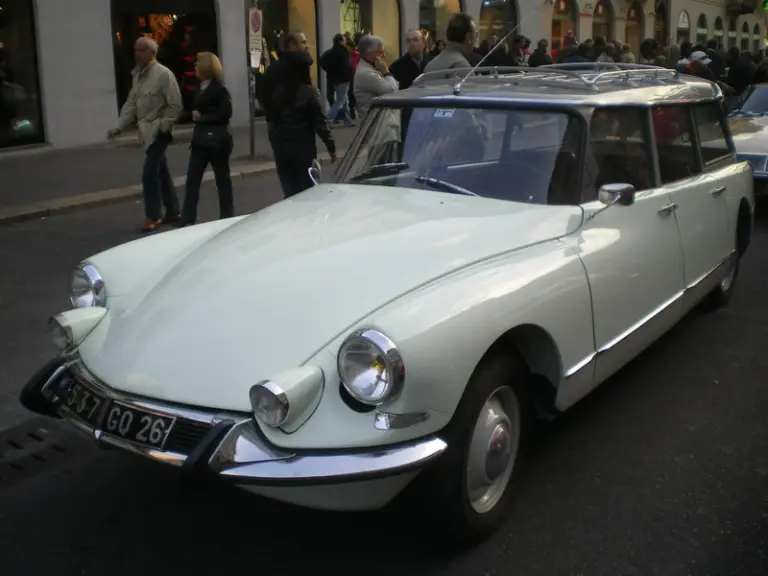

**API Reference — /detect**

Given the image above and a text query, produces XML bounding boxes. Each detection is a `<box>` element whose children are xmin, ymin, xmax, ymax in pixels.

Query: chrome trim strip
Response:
<box><xmin>564</xmin><ymin>251</ymin><xmax>736</xmax><ymax>379</ymax></box>
<box><xmin>39</xmin><ymin>358</ymin><xmax>447</xmax><ymax>483</ymax></box>
<box><xmin>208</xmin><ymin>420</ymin><xmax>448</xmax><ymax>486</ymax></box>
<box><xmin>597</xmin><ymin>290</ymin><xmax>684</xmax><ymax>354</ymax></box>
<box><xmin>374</xmin><ymin>410</ymin><xmax>429</xmax><ymax>430</ymax></box>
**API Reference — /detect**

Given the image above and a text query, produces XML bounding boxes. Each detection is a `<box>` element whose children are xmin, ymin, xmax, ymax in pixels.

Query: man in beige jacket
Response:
<box><xmin>108</xmin><ymin>37</ymin><xmax>183</xmax><ymax>232</ymax></box>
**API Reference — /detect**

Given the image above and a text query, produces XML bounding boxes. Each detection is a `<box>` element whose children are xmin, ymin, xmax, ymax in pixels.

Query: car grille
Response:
<box><xmin>164</xmin><ymin>419</ymin><xmax>214</xmax><ymax>454</ymax></box>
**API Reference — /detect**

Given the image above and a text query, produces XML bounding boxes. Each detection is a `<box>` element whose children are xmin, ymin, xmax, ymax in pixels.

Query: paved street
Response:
<box><xmin>0</xmin><ymin>124</ymin><xmax>357</xmax><ymax>209</ymax></box>
<box><xmin>0</xmin><ymin>180</ymin><xmax>767</xmax><ymax>575</ymax></box>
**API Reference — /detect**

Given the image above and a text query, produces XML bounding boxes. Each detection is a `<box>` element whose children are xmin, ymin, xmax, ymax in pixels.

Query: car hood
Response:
<box><xmin>729</xmin><ymin>114</ymin><xmax>768</xmax><ymax>154</ymax></box>
<box><xmin>79</xmin><ymin>184</ymin><xmax>583</xmax><ymax>411</ymax></box>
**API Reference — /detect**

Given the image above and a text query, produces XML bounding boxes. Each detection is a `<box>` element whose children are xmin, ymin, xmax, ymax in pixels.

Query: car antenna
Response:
<box><xmin>453</xmin><ymin>15</ymin><xmax>535</xmax><ymax>96</ymax></box>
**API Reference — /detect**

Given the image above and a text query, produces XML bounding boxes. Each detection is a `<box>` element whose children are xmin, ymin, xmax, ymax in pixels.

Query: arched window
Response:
<box><xmin>676</xmin><ymin>10</ymin><xmax>690</xmax><ymax>44</ymax></box>
<box><xmin>696</xmin><ymin>14</ymin><xmax>707</xmax><ymax>45</ymax></box>
<box><xmin>552</xmin><ymin>0</ymin><xmax>579</xmax><ymax>53</ymax></box>
<box><xmin>654</xmin><ymin>1</ymin><xmax>668</xmax><ymax>47</ymax></box>
<box><xmin>592</xmin><ymin>0</ymin><xmax>614</xmax><ymax>41</ymax></box>
<box><xmin>741</xmin><ymin>22</ymin><xmax>750</xmax><ymax>51</ymax></box>
<box><xmin>625</xmin><ymin>3</ymin><xmax>644</xmax><ymax>58</ymax></box>
<box><xmin>728</xmin><ymin>17</ymin><xmax>737</xmax><ymax>48</ymax></box>
<box><xmin>753</xmin><ymin>23</ymin><xmax>762</xmax><ymax>53</ymax></box>
<box><xmin>479</xmin><ymin>0</ymin><xmax>518</xmax><ymax>42</ymax></box>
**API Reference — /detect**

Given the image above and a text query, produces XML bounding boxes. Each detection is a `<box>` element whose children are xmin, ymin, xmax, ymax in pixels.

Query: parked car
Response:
<box><xmin>21</xmin><ymin>63</ymin><xmax>754</xmax><ymax>545</ymax></box>
<box><xmin>728</xmin><ymin>82</ymin><xmax>768</xmax><ymax>194</ymax></box>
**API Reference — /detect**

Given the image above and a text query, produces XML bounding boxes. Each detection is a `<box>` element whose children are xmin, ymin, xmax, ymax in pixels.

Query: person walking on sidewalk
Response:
<box><xmin>268</xmin><ymin>50</ymin><xmax>336</xmax><ymax>198</ymax></box>
<box><xmin>175</xmin><ymin>52</ymin><xmax>234</xmax><ymax>227</ymax></box>
<box><xmin>107</xmin><ymin>37</ymin><xmax>183</xmax><ymax>232</ymax></box>
<box><xmin>319</xmin><ymin>34</ymin><xmax>355</xmax><ymax>127</ymax></box>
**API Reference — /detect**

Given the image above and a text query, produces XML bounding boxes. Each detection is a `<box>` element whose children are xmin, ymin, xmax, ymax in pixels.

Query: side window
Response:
<box><xmin>582</xmin><ymin>107</ymin><xmax>653</xmax><ymax>202</ymax></box>
<box><xmin>651</xmin><ymin>106</ymin><xmax>699</xmax><ymax>184</ymax></box>
<box><xmin>693</xmin><ymin>103</ymin><xmax>735</xmax><ymax>166</ymax></box>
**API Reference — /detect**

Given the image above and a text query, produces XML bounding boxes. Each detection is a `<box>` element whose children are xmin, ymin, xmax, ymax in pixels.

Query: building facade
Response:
<box><xmin>0</xmin><ymin>0</ymin><xmax>765</xmax><ymax>150</ymax></box>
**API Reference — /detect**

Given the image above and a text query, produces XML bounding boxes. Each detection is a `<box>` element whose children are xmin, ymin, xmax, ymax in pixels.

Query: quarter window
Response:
<box><xmin>651</xmin><ymin>106</ymin><xmax>699</xmax><ymax>184</ymax></box>
<box><xmin>693</xmin><ymin>103</ymin><xmax>734</xmax><ymax>166</ymax></box>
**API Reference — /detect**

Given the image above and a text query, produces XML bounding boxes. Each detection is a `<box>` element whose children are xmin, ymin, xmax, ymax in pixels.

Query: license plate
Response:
<box><xmin>59</xmin><ymin>376</ymin><xmax>107</xmax><ymax>427</ymax></box>
<box><xmin>102</xmin><ymin>402</ymin><xmax>176</xmax><ymax>450</ymax></box>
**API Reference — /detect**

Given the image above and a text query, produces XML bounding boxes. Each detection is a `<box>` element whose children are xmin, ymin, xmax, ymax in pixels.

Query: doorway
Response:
<box><xmin>111</xmin><ymin>0</ymin><xmax>219</xmax><ymax>122</ymax></box>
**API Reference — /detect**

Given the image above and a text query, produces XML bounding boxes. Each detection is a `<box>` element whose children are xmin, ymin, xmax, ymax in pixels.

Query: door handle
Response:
<box><xmin>710</xmin><ymin>185</ymin><xmax>726</xmax><ymax>196</ymax></box>
<box><xmin>657</xmin><ymin>202</ymin><xmax>678</xmax><ymax>215</ymax></box>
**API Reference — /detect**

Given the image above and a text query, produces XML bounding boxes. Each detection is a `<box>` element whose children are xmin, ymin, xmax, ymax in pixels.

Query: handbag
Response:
<box><xmin>191</xmin><ymin>123</ymin><xmax>231</xmax><ymax>149</ymax></box>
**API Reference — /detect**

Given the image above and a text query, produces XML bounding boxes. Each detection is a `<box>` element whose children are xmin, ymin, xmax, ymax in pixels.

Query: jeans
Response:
<box><xmin>274</xmin><ymin>152</ymin><xmax>315</xmax><ymax>198</ymax></box>
<box><xmin>328</xmin><ymin>82</ymin><xmax>351</xmax><ymax>124</ymax></box>
<box><xmin>182</xmin><ymin>144</ymin><xmax>234</xmax><ymax>223</ymax></box>
<box><xmin>142</xmin><ymin>133</ymin><xmax>179</xmax><ymax>220</ymax></box>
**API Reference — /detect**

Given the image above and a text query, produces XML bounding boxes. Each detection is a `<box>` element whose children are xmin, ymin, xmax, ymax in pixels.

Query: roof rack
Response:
<box><xmin>411</xmin><ymin>62</ymin><xmax>682</xmax><ymax>95</ymax></box>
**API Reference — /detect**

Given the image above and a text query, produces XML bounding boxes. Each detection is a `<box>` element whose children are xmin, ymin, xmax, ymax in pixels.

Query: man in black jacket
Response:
<box><xmin>390</xmin><ymin>29</ymin><xmax>426</xmax><ymax>90</ymax></box>
<box><xmin>319</xmin><ymin>34</ymin><xmax>354</xmax><ymax>126</ymax></box>
<box><xmin>261</xmin><ymin>31</ymin><xmax>311</xmax><ymax>123</ymax></box>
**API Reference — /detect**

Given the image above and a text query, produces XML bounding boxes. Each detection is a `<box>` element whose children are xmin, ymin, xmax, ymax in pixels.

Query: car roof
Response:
<box><xmin>376</xmin><ymin>63</ymin><xmax>720</xmax><ymax>107</ymax></box>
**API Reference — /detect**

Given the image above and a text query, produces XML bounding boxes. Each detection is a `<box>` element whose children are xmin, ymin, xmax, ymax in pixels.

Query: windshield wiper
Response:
<box><xmin>349</xmin><ymin>162</ymin><xmax>409</xmax><ymax>182</ymax></box>
<box><xmin>414</xmin><ymin>176</ymin><xmax>478</xmax><ymax>197</ymax></box>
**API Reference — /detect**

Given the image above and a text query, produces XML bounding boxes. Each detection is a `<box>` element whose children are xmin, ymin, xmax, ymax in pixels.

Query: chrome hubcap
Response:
<box><xmin>466</xmin><ymin>387</ymin><xmax>520</xmax><ymax>515</ymax></box>
<box><xmin>721</xmin><ymin>255</ymin><xmax>737</xmax><ymax>292</ymax></box>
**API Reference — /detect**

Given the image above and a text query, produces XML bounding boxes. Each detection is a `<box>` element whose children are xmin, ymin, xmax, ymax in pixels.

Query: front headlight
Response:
<box><xmin>70</xmin><ymin>263</ymin><xmax>106</xmax><ymax>308</ymax></box>
<box><xmin>337</xmin><ymin>329</ymin><xmax>405</xmax><ymax>405</ymax></box>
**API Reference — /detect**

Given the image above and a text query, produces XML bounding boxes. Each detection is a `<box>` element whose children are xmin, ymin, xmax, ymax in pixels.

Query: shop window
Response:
<box><xmin>256</xmin><ymin>1</ymin><xmax>318</xmax><ymax>85</ymax></box>
<box><xmin>479</xmin><ymin>0</ymin><xmax>518</xmax><ymax>43</ymax></box>
<box><xmin>0</xmin><ymin>0</ymin><xmax>44</xmax><ymax>148</ymax></box>
<box><xmin>111</xmin><ymin>0</ymin><xmax>219</xmax><ymax>122</ymax></box>
<box><xmin>419</xmin><ymin>0</ymin><xmax>462</xmax><ymax>47</ymax></box>
<box><xmin>341</xmin><ymin>0</ymin><xmax>401</xmax><ymax>63</ymax></box>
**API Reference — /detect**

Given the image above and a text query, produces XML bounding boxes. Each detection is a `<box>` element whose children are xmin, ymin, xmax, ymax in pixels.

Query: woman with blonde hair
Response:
<box><xmin>176</xmin><ymin>51</ymin><xmax>234</xmax><ymax>227</ymax></box>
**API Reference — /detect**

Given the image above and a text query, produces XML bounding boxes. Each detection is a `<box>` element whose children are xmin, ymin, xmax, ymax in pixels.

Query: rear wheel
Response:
<box><xmin>411</xmin><ymin>351</ymin><xmax>532</xmax><ymax>545</ymax></box>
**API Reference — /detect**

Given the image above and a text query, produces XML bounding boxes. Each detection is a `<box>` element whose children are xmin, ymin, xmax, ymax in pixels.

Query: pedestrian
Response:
<box><xmin>107</xmin><ymin>37</ymin><xmax>183</xmax><ymax>233</ymax></box>
<box><xmin>353</xmin><ymin>35</ymin><xmax>399</xmax><ymax>120</ymax></box>
<box><xmin>423</xmin><ymin>13</ymin><xmax>478</xmax><ymax>75</ymax></box>
<box><xmin>175</xmin><ymin>52</ymin><xmax>233</xmax><ymax>227</ymax></box>
<box><xmin>528</xmin><ymin>39</ymin><xmax>553</xmax><ymax>67</ymax></box>
<box><xmin>319</xmin><ymin>33</ymin><xmax>355</xmax><ymax>127</ymax></box>
<box><xmin>390</xmin><ymin>29</ymin><xmax>427</xmax><ymax>90</ymax></box>
<box><xmin>261</xmin><ymin>31</ymin><xmax>312</xmax><ymax>125</ymax></box>
<box><xmin>268</xmin><ymin>49</ymin><xmax>336</xmax><ymax>198</ymax></box>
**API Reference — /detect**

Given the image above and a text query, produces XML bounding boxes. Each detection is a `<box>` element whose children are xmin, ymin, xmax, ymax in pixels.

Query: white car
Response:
<box><xmin>21</xmin><ymin>63</ymin><xmax>754</xmax><ymax>545</ymax></box>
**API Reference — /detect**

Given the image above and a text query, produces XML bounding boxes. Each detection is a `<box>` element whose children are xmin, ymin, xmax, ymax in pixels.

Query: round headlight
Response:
<box><xmin>249</xmin><ymin>381</ymin><xmax>289</xmax><ymax>427</ymax></box>
<box><xmin>49</xmin><ymin>315</ymin><xmax>73</xmax><ymax>351</ymax></box>
<box><xmin>70</xmin><ymin>264</ymin><xmax>106</xmax><ymax>308</ymax></box>
<box><xmin>337</xmin><ymin>329</ymin><xmax>405</xmax><ymax>405</ymax></box>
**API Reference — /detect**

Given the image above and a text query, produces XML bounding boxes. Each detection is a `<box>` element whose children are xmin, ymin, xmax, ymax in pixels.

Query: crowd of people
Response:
<box><xmin>110</xmin><ymin>9</ymin><xmax>768</xmax><ymax>231</ymax></box>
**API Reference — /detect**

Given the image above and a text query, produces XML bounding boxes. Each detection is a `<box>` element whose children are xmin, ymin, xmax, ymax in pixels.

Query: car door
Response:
<box><xmin>652</xmin><ymin>103</ymin><xmax>733</xmax><ymax>311</ymax></box>
<box><xmin>573</xmin><ymin>107</ymin><xmax>686</xmax><ymax>386</ymax></box>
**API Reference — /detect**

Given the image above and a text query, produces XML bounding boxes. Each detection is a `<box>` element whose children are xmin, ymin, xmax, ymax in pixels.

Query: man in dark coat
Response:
<box><xmin>390</xmin><ymin>29</ymin><xmax>426</xmax><ymax>90</ymax></box>
<box><xmin>319</xmin><ymin>33</ymin><xmax>354</xmax><ymax>126</ymax></box>
<box><xmin>261</xmin><ymin>31</ymin><xmax>312</xmax><ymax>123</ymax></box>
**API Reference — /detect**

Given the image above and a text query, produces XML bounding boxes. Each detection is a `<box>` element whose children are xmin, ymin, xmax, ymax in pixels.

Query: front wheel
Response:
<box><xmin>410</xmin><ymin>352</ymin><xmax>532</xmax><ymax>545</ymax></box>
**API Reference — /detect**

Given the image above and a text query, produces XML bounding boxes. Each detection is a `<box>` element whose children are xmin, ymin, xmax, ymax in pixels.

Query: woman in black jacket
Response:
<box><xmin>177</xmin><ymin>51</ymin><xmax>234</xmax><ymax>227</ymax></box>
<box><xmin>268</xmin><ymin>51</ymin><xmax>336</xmax><ymax>198</ymax></box>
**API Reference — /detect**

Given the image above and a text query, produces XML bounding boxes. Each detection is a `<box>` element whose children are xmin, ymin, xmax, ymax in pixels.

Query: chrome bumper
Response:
<box><xmin>22</xmin><ymin>357</ymin><xmax>448</xmax><ymax>486</ymax></box>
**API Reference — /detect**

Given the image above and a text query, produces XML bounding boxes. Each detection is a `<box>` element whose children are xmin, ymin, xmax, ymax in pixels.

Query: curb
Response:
<box><xmin>0</xmin><ymin>150</ymin><xmax>342</xmax><ymax>225</ymax></box>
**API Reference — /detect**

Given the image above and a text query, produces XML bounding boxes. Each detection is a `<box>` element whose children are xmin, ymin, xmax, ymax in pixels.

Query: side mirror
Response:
<box><xmin>598</xmin><ymin>183</ymin><xmax>635</xmax><ymax>207</ymax></box>
<box><xmin>308</xmin><ymin>159</ymin><xmax>322</xmax><ymax>186</ymax></box>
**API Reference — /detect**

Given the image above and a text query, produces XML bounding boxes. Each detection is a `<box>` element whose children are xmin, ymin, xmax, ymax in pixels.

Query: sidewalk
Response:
<box><xmin>0</xmin><ymin>123</ymin><xmax>357</xmax><ymax>224</ymax></box>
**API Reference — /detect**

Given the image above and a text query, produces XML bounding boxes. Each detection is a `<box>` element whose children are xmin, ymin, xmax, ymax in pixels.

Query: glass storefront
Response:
<box><xmin>111</xmin><ymin>0</ymin><xmax>219</xmax><ymax>122</ymax></box>
<box><xmin>340</xmin><ymin>0</ymin><xmax>401</xmax><ymax>63</ymax></box>
<box><xmin>0</xmin><ymin>0</ymin><xmax>44</xmax><ymax>148</ymax></box>
<box><xmin>419</xmin><ymin>0</ymin><xmax>463</xmax><ymax>46</ymax></box>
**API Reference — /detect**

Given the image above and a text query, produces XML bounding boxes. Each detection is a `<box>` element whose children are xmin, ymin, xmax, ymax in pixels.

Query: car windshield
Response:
<box><xmin>331</xmin><ymin>105</ymin><xmax>583</xmax><ymax>205</ymax></box>
<box><xmin>730</xmin><ymin>85</ymin><xmax>768</xmax><ymax>116</ymax></box>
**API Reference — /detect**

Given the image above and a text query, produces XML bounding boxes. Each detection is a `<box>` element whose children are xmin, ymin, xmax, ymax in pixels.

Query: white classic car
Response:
<box><xmin>21</xmin><ymin>63</ymin><xmax>754</xmax><ymax>545</ymax></box>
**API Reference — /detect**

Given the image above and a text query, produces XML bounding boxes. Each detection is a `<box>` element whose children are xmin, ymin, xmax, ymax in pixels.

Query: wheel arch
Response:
<box><xmin>472</xmin><ymin>323</ymin><xmax>563</xmax><ymax>420</ymax></box>
<box><xmin>736</xmin><ymin>197</ymin><xmax>752</xmax><ymax>257</ymax></box>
